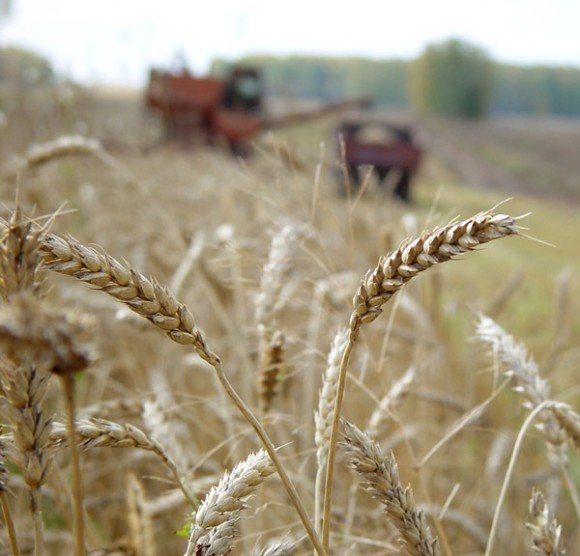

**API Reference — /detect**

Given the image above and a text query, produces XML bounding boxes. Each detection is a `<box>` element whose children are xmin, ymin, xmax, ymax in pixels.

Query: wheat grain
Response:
<box><xmin>341</xmin><ymin>420</ymin><xmax>439</xmax><ymax>556</ymax></box>
<box><xmin>367</xmin><ymin>367</ymin><xmax>415</xmax><ymax>437</ymax></box>
<box><xmin>79</xmin><ymin>398</ymin><xmax>144</xmax><ymax>420</ymax></box>
<box><xmin>315</xmin><ymin>329</ymin><xmax>349</xmax><ymax>470</ymax></box>
<box><xmin>258</xmin><ymin>328</ymin><xmax>286</xmax><ymax>413</ymax></box>
<box><xmin>314</xmin><ymin>329</ymin><xmax>349</xmax><ymax>531</ymax></box>
<box><xmin>322</xmin><ymin>211</ymin><xmax>518</xmax><ymax>549</ymax></box>
<box><xmin>40</xmin><ymin>233</ymin><xmax>218</xmax><ymax>365</ymax></box>
<box><xmin>255</xmin><ymin>538</ymin><xmax>295</xmax><ymax>555</ymax></box>
<box><xmin>0</xmin><ymin>210</ymin><xmax>52</xmax><ymax>555</ymax></box>
<box><xmin>0</xmin><ymin>208</ymin><xmax>46</xmax><ymax>300</ymax></box>
<box><xmin>526</xmin><ymin>489</ymin><xmax>565</xmax><ymax>556</ymax></box>
<box><xmin>476</xmin><ymin>315</ymin><xmax>569</xmax><ymax>462</ymax></box>
<box><xmin>547</xmin><ymin>402</ymin><xmax>580</xmax><ymax>449</ymax></box>
<box><xmin>255</xmin><ymin>223</ymin><xmax>309</xmax><ymax>328</ymax></box>
<box><xmin>6</xmin><ymin>136</ymin><xmax>102</xmax><ymax>178</ymax></box>
<box><xmin>0</xmin><ymin>294</ymin><xmax>95</xmax><ymax>376</ymax></box>
<box><xmin>185</xmin><ymin>449</ymin><xmax>275</xmax><ymax>556</ymax></box>
<box><xmin>349</xmin><ymin>212</ymin><xmax>518</xmax><ymax>336</ymax></box>
<box><xmin>40</xmin><ymin>233</ymin><xmax>326</xmax><ymax>555</ymax></box>
<box><xmin>49</xmin><ymin>417</ymin><xmax>172</xmax><ymax>461</ymax></box>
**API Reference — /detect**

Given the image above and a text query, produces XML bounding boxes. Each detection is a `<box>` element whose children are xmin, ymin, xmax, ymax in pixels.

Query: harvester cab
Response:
<box><xmin>223</xmin><ymin>67</ymin><xmax>263</xmax><ymax>113</ymax></box>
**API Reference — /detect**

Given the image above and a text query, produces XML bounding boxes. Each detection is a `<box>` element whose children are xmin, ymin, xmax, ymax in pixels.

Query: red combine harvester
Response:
<box><xmin>336</xmin><ymin>120</ymin><xmax>423</xmax><ymax>202</ymax></box>
<box><xmin>146</xmin><ymin>65</ymin><xmax>370</xmax><ymax>154</ymax></box>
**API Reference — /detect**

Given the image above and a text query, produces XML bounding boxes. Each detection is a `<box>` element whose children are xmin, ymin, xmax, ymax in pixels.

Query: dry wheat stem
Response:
<box><xmin>61</xmin><ymin>376</ymin><xmax>86</xmax><ymax>556</ymax></box>
<box><xmin>485</xmin><ymin>400</ymin><xmax>551</xmax><ymax>556</ymax></box>
<box><xmin>341</xmin><ymin>420</ymin><xmax>440</xmax><ymax>556</ymax></box>
<box><xmin>321</xmin><ymin>212</ymin><xmax>518</xmax><ymax>549</ymax></box>
<box><xmin>126</xmin><ymin>474</ymin><xmax>156</xmax><ymax>556</ymax></box>
<box><xmin>526</xmin><ymin>489</ymin><xmax>565</xmax><ymax>556</ymax></box>
<box><xmin>0</xmin><ymin>440</ymin><xmax>21</xmax><ymax>556</ymax></box>
<box><xmin>1</xmin><ymin>494</ymin><xmax>21</xmax><ymax>556</ymax></box>
<box><xmin>40</xmin><ymin>234</ymin><xmax>326</xmax><ymax>556</ymax></box>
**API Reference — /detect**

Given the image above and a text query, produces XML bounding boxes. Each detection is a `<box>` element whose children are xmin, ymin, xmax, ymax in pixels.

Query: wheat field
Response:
<box><xmin>0</xmin><ymin>88</ymin><xmax>578</xmax><ymax>555</ymax></box>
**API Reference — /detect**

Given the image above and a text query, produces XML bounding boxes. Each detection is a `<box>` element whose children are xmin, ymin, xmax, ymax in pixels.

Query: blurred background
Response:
<box><xmin>2</xmin><ymin>0</ymin><xmax>580</xmax><ymax>200</ymax></box>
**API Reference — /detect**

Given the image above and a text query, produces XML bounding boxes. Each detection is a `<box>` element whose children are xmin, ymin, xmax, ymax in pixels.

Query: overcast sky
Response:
<box><xmin>2</xmin><ymin>0</ymin><xmax>580</xmax><ymax>86</ymax></box>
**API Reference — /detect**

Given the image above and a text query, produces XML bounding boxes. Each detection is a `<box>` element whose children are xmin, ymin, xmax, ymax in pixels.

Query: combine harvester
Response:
<box><xmin>145</xmin><ymin>65</ymin><xmax>370</xmax><ymax>154</ymax></box>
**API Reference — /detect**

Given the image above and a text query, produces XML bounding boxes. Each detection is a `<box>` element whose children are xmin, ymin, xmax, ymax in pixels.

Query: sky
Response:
<box><xmin>1</xmin><ymin>0</ymin><xmax>580</xmax><ymax>86</ymax></box>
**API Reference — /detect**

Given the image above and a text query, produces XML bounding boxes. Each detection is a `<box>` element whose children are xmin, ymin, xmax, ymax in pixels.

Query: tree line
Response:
<box><xmin>213</xmin><ymin>41</ymin><xmax>580</xmax><ymax>118</ymax></box>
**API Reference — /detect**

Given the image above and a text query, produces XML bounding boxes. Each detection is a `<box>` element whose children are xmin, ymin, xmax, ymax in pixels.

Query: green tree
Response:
<box><xmin>410</xmin><ymin>39</ymin><xmax>494</xmax><ymax>119</ymax></box>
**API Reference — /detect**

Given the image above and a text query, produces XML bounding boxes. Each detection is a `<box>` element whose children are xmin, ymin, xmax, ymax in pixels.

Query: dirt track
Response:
<box><xmin>425</xmin><ymin>117</ymin><xmax>580</xmax><ymax>204</ymax></box>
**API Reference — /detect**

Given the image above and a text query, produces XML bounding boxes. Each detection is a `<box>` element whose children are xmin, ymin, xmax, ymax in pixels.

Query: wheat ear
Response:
<box><xmin>48</xmin><ymin>416</ymin><xmax>198</xmax><ymax>509</ymax></box>
<box><xmin>341</xmin><ymin>420</ymin><xmax>439</xmax><ymax>555</ymax></box>
<box><xmin>185</xmin><ymin>449</ymin><xmax>275</xmax><ymax>556</ymax></box>
<box><xmin>526</xmin><ymin>489</ymin><xmax>566</xmax><ymax>556</ymax></box>
<box><xmin>476</xmin><ymin>315</ymin><xmax>572</xmax><ymax>463</ymax></box>
<box><xmin>321</xmin><ymin>211</ymin><xmax>518</xmax><ymax>549</ymax></box>
<box><xmin>0</xmin><ymin>209</ymin><xmax>50</xmax><ymax>555</ymax></box>
<box><xmin>5</xmin><ymin>136</ymin><xmax>102</xmax><ymax>179</ymax></box>
<box><xmin>313</xmin><ymin>328</ymin><xmax>349</xmax><ymax>533</ymax></box>
<box><xmin>40</xmin><ymin>233</ymin><xmax>327</xmax><ymax>556</ymax></box>
<box><xmin>258</xmin><ymin>329</ymin><xmax>286</xmax><ymax>414</ymax></box>
<box><xmin>255</xmin><ymin>538</ymin><xmax>295</xmax><ymax>555</ymax></box>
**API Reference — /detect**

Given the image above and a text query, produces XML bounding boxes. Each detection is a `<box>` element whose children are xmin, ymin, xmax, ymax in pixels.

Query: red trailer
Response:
<box><xmin>336</xmin><ymin>120</ymin><xmax>423</xmax><ymax>201</ymax></box>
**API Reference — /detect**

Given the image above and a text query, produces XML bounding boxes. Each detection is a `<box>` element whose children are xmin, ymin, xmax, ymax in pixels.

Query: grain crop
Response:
<box><xmin>0</xmin><ymin>90</ymin><xmax>578</xmax><ymax>555</ymax></box>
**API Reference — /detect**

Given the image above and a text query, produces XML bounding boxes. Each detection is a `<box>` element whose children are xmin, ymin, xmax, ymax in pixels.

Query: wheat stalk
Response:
<box><xmin>0</xmin><ymin>209</ymin><xmax>51</xmax><ymax>555</ymax></box>
<box><xmin>40</xmin><ymin>233</ymin><xmax>326</xmax><ymax>555</ymax></box>
<box><xmin>321</xmin><ymin>211</ymin><xmax>518</xmax><ymax>549</ymax></box>
<box><xmin>185</xmin><ymin>449</ymin><xmax>275</xmax><ymax>556</ymax></box>
<box><xmin>476</xmin><ymin>315</ymin><xmax>570</xmax><ymax>463</ymax></box>
<box><xmin>254</xmin><ymin>223</ymin><xmax>308</xmax><ymax>328</ymax></box>
<box><xmin>126</xmin><ymin>473</ymin><xmax>156</xmax><ymax>556</ymax></box>
<box><xmin>41</xmin><ymin>233</ymin><xmax>218</xmax><ymax>365</ymax></box>
<box><xmin>142</xmin><ymin>368</ymin><xmax>200</xmax><ymax>478</ymax></box>
<box><xmin>0</xmin><ymin>292</ymin><xmax>95</xmax><ymax>556</ymax></box>
<box><xmin>313</xmin><ymin>328</ymin><xmax>349</xmax><ymax>532</ymax></box>
<box><xmin>367</xmin><ymin>366</ymin><xmax>416</xmax><ymax>438</ymax></box>
<box><xmin>255</xmin><ymin>538</ymin><xmax>295</xmax><ymax>555</ymax></box>
<box><xmin>341</xmin><ymin>420</ymin><xmax>439</xmax><ymax>555</ymax></box>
